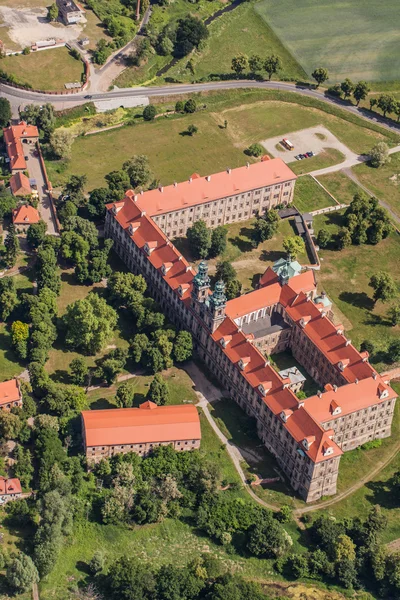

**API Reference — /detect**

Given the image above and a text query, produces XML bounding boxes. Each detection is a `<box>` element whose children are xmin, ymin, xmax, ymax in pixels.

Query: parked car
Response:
<box><xmin>295</xmin><ymin>154</ymin><xmax>302</xmax><ymax>160</ymax></box>
<box><xmin>306</xmin><ymin>151</ymin><xmax>314</xmax><ymax>157</ymax></box>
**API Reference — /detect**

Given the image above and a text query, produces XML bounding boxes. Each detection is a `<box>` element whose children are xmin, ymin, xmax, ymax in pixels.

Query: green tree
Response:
<box><xmin>11</xmin><ymin>321</ymin><xmax>29</xmax><ymax>360</ymax></box>
<box><xmin>388</xmin><ymin>339</ymin><xmax>400</xmax><ymax>363</ymax></box>
<box><xmin>174</xmin><ymin>16</ymin><xmax>208</xmax><ymax>57</ymax></box>
<box><xmin>69</xmin><ymin>357</ymin><xmax>89</xmax><ymax>386</ymax></box>
<box><xmin>60</xmin><ymin>231</ymin><xmax>90</xmax><ymax>265</ymax></box>
<box><xmin>340</xmin><ymin>78</ymin><xmax>354</xmax><ymax>99</ymax></box>
<box><xmin>231</xmin><ymin>53</ymin><xmax>248</xmax><ymax>76</ymax></box>
<box><xmin>130</xmin><ymin>333</ymin><xmax>149</xmax><ymax>363</ymax></box>
<box><xmin>62</xmin><ymin>216</ymin><xmax>98</xmax><ymax>250</ymax></box>
<box><xmin>4</xmin><ymin>224</ymin><xmax>19</xmax><ymax>268</ymax></box>
<box><xmin>369</xmin><ymin>272</ymin><xmax>397</xmax><ymax>304</ymax></box>
<box><xmin>247</xmin><ymin>518</ymin><xmax>292</xmax><ymax>558</ymax></box>
<box><xmin>377</xmin><ymin>93</ymin><xmax>397</xmax><ymax>117</ymax></box>
<box><xmin>47</xmin><ymin>2</ymin><xmax>58</xmax><ymax>21</ymax></box>
<box><xmin>210</xmin><ymin>226</ymin><xmax>227</xmax><ymax>258</ymax></box>
<box><xmin>353</xmin><ymin>81</ymin><xmax>370</xmax><ymax>106</ymax></box>
<box><xmin>89</xmin><ymin>551</ymin><xmax>105</xmax><ymax>575</ymax></box>
<box><xmin>173</xmin><ymin>330</ymin><xmax>193</xmax><ymax>363</ymax></box>
<box><xmin>0</xmin><ymin>186</ymin><xmax>16</xmax><ymax>222</ymax></box>
<box><xmin>388</xmin><ymin>303</ymin><xmax>400</xmax><ymax>326</ymax></box>
<box><xmin>63</xmin><ymin>293</ymin><xmax>118</xmax><ymax>354</ymax></box>
<box><xmin>108</xmin><ymin>271</ymin><xmax>147</xmax><ymax>307</ymax></box>
<box><xmin>252</xmin><ymin>210</ymin><xmax>279</xmax><ymax>246</ymax></box>
<box><xmin>143</xmin><ymin>105</ymin><xmax>157</xmax><ymax>121</ymax></box>
<box><xmin>116</xmin><ymin>382</ymin><xmax>135</xmax><ymax>408</ymax></box>
<box><xmin>0</xmin><ymin>411</ymin><xmax>22</xmax><ymax>440</ymax></box>
<box><xmin>316</xmin><ymin>227</ymin><xmax>330</xmax><ymax>248</ymax></box>
<box><xmin>147</xmin><ymin>373</ymin><xmax>169</xmax><ymax>405</ymax></box>
<box><xmin>187</xmin><ymin>124</ymin><xmax>198</xmax><ymax>136</ymax></box>
<box><xmin>105</xmin><ymin>169</ymin><xmax>131</xmax><ymax>197</ymax></box>
<box><xmin>0</xmin><ymin>97</ymin><xmax>11</xmax><ymax>127</ymax></box>
<box><xmin>6</xmin><ymin>553</ymin><xmax>39</xmax><ymax>593</ymax></box>
<box><xmin>249</xmin><ymin>54</ymin><xmax>263</xmax><ymax>73</ymax></box>
<box><xmin>369</xmin><ymin>142</ymin><xmax>391</xmax><ymax>168</ymax></box>
<box><xmin>35</xmin><ymin>245</ymin><xmax>60</xmax><ymax>295</ymax></box>
<box><xmin>245</xmin><ymin>143</ymin><xmax>264</xmax><ymax>157</ymax></box>
<box><xmin>215</xmin><ymin>261</ymin><xmax>236</xmax><ymax>285</ymax></box>
<box><xmin>187</xmin><ymin>220</ymin><xmax>211</xmax><ymax>259</ymax></box>
<box><xmin>123</xmin><ymin>155</ymin><xmax>153</xmax><ymax>189</ymax></box>
<box><xmin>312</xmin><ymin>67</ymin><xmax>329</xmax><ymax>87</ymax></box>
<box><xmin>13</xmin><ymin>445</ymin><xmax>33</xmax><ymax>488</ymax></box>
<box><xmin>282</xmin><ymin>236</ymin><xmax>305</xmax><ymax>259</ymax></box>
<box><xmin>27</xmin><ymin>221</ymin><xmax>47</xmax><ymax>249</ymax></box>
<box><xmin>50</xmin><ymin>129</ymin><xmax>74</xmax><ymax>160</ymax></box>
<box><xmin>264</xmin><ymin>54</ymin><xmax>281</xmax><ymax>80</ymax></box>
<box><xmin>184</xmin><ymin>99</ymin><xmax>197</xmax><ymax>114</ymax></box>
<box><xmin>337</xmin><ymin>227</ymin><xmax>352</xmax><ymax>250</ymax></box>
<box><xmin>175</xmin><ymin>101</ymin><xmax>184</xmax><ymax>113</ymax></box>
<box><xmin>0</xmin><ymin>276</ymin><xmax>18</xmax><ymax>321</ymax></box>
<box><xmin>87</xmin><ymin>187</ymin><xmax>109</xmax><ymax>220</ymax></box>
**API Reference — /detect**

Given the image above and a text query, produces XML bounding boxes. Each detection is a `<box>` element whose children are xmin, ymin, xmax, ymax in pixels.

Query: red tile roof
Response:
<box><xmin>284</xmin><ymin>407</ymin><xmax>342</xmax><ymax>463</ymax></box>
<box><xmin>9</xmin><ymin>172</ymin><xmax>31</xmax><ymax>196</ymax></box>
<box><xmin>225</xmin><ymin>284</ymin><xmax>282</xmax><ymax>320</ymax></box>
<box><xmin>3</xmin><ymin>122</ymin><xmax>39</xmax><ymax>172</ymax></box>
<box><xmin>0</xmin><ymin>477</ymin><xmax>22</xmax><ymax>495</ymax></box>
<box><xmin>120</xmin><ymin>159</ymin><xmax>296</xmax><ymax>217</ymax></box>
<box><xmin>82</xmin><ymin>403</ymin><xmax>201</xmax><ymax>447</ymax></box>
<box><xmin>12</xmin><ymin>204</ymin><xmax>40</xmax><ymax>225</ymax></box>
<box><xmin>0</xmin><ymin>379</ymin><xmax>21</xmax><ymax>407</ymax></box>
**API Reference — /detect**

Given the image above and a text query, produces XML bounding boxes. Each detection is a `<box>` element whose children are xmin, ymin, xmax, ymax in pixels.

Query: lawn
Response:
<box><xmin>353</xmin><ymin>151</ymin><xmax>400</xmax><ymax>220</ymax></box>
<box><xmin>316</xmin><ymin>171</ymin><xmax>361</xmax><ymax>206</ymax></box>
<box><xmin>289</xmin><ymin>149</ymin><xmax>345</xmax><ymax>176</ymax></box>
<box><xmin>313</xmin><ymin>211</ymin><xmax>400</xmax><ymax>369</ymax></box>
<box><xmin>256</xmin><ymin>0</ymin><xmax>400</xmax><ymax>83</ymax></box>
<box><xmin>161</xmin><ymin>1</ymin><xmax>306</xmax><ymax>85</ymax></box>
<box><xmin>0</xmin><ymin>323</ymin><xmax>25</xmax><ymax>382</ymax></box>
<box><xmin>0</xmin><ymin>47</ymin><xmax>84</xmax><ymax>91</ymax></box>
<box><xmin>46</xmin><ymin>94</ymin><xmax>394</xmax><ymax>191</ymax></box>
<box><xmin>293</xmin><ymin>175</ymin><xmax>335</xmax><ymax>213</ymax></box>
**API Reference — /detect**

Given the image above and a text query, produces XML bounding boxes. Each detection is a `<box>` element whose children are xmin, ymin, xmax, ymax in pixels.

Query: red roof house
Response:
<box><xmin>9</xmin><ymin>172</ymin><xmax>32</xmax><ymax>197</ymax></box>
<box><xmin>12</xmin><ymin>204</ymin><xmax>40</xmax><ymax>227</ymax></box>
<box><xmin>0</xmin><ymin>379</ymin><xmax>22</xmax><ymax>410</ymax></box>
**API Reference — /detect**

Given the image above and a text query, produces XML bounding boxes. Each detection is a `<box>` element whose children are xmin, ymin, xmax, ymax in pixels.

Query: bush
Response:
<box><xmin>184</xmin><ymin>99</ymin><xmax>197</xmax><ymax>113</ymax></box>
<box><xmin>245</xmin><ymin>143</ymin><xmax>264</xmax><ymax>157</ymax></box>
<box><xmin>361</xmin><ymin>439</ymin><xmax>382</xmax><ymax>450</ymax></box>
<box><xmin>143</xmin><ymin>105</ymin><xmax>157</xmax><ymax>121</ymax></box>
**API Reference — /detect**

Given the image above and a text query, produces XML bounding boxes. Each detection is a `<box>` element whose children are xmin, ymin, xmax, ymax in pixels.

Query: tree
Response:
<box><xmin>69</xmin><ymin>357</ymin><xmax>89</xmax><ymax>386</ymax></box>
<box><xmin>116</xmin><ymin>382</ymin><xmax>134</xmax><ymax>408</ymax></box>
<box><xmin>130</xmin><ymin>333</ymin><xmax>149</xmax><ymax>363</ymax></box>
<box><xmin>369</xmin><ymin>272</ymin><xmax>397</xmax><ymax>304</ymax></box>
<box><xmin>36</xmin><ymin>245</ymin><xmax>60</xmax><ymax>295</ymax></box>
<box><xmin>388</xmin><ymin>303</ymin><xmax>400</xmax><ymax>326</ymax></box>
<box><xmin>316</xmin><ymin>228</ymin><xmax>330</xmax><ymax>248</ymax></box>
<box><xmin>252</xmin><ymin>210</ymin><xmax>279</xmax><ymax>246</ymax></box>
<box><xmin>231</xmin><ymin>54</ymin><xmax>248</xmax><ymax>76</ymax></box>
<box><xmin>184</xmin><ymin>99</ymin><xmax>197</xmax><ymax>114</ymax></box>
<box><xmin>369</xmin><ymin>142</ymin><xmax>391</xmax><ymax>168</ymax></box>
<box><xmin>158</xmin><ymin>35</ymin><xmax>174</xmax><ymax>56</ymax></box>
<box><xmin>0</xmin><ymin>97</ymin><xmax>11</xmax><ymax>127</ymax></box>
<box><xmin>174</xmin><ymin>16</ymin><xmax>208</xmax><ymax>57</ymax></box>
<box><xmin>63</xmin><ymin>293</ymin><xmax>118</xmax><ymax>354</ymax></box>
<box><xmin>13</xmin><ymin>445</ymin><xmax>33</xmax><ymax>488</ymax></box>
<box><xmin>187</xmin><ymin>220</ymin><xmax>211</xmax><ymax>259</ymax></box>
<box><xmin>173</xmin><ymin>331</ymin><xmax>193</xmax><ymax>363</ymax></box>
<box><xmin>247</xmin><ymin>518</ymin><xmax>292</xmax><ymax>558</ymax></box>
<box><xmin>62</xmin><ymin>216</ymin><xmax>98</xmax><ymax>250</ymax></box>
<box><xmin>264</xmin><ymin>54</ymin><xmax>281</xmax><ymax>80</ymax></box>
<box><xmin>210</xmin><ymin>226</ymin><xmax>227</xmax><ymax>258</ymax></box>
<box><xmin>0</xmin><ymin>186</ymin><xmax>16</xmax><ymax>222</ymax></box>
<box><xmin>60</xmin><ymin>231</ymin><xmax>90</xmax><ymax>265</ymax></box>
<box><xmin>27</xmin><ymin>221</ymin><xmax>47</xmax><ymax>249</ymax></box>
<box><xmin>249</xmin><ymin>54</ymin><xmax>263</xmax><ymax>73</ymax></box>
<box><xmin>89</xmin><ymin>551</ymin><xmax>105</xmax><ymax>575</ymax></box>
<box><xmin>337</xmin><ymin>227</ymin><xmax>352</xmax><ymax>250</ymax></box>
<box><xmin>353</xmin><ymin>81</ymin><xmax>370</xmax><ymax>105</ymax></box>
<box><xmin>245</xmin><ymin>143</ymin><xmax>264</xmax><ymax>157</ymax></box>
<box><xmin>187</xmin><ymin>124</ymin><xmax>198</xmax><ymax>136</ymax></box>
<box><xmin>215</xmin><ymin>261</ymin><xmax>236</xmax><ymax>285</ymax></box>
<box><xmin>0</xmin><ymin>411</ymin><xmax>22</xmax><ymax>440</ymax></box>
<box><xmin>143</xmin><ymin>105</ymin><xmax>157</xmax><ymax>121</ymax></box>
<box><xmin>50</xmin><ymin>129</ymin><xmax>74</xmax><ymax>160</ymax></box>
<box><xmin>282</xmin><ymin>236</ymin><xmax>305</xmax><ymax>260</ymax></box>
<box><xmin>105</xmin><ymin>169</ymin><xmax>131</xmax><ymax>197</ymax></box>
<box><xmin>47</xmin><ymin>2</ymin><xmax>58</xmax><ymax>21</ymax></box>
<box><xmin>388</xmin><ymin>339</ymin><xmax>400</xmax><ymax>363</ymax></box>
<box><xmin>11</xmin><ymin>321</ymin><xmax>29</xmax><ymax>360</ymax></box>
<box><xmin>377</xmin><ymin>93</ymin><xmax>397</xmax><ymax>117</ymax></box>
<box><xmin>6</xmin><ymin>553</ymin><xmax>39</xmax><ymax>593</ymax></box>
<box><xmin>4</xmin><ymin>224</ymin><xmax>19</xmax><ymax>268</ymax></box>
<box><xmin>340</xmin><ymin>78</ymin><xmax>354</xmax><ymax>99</ymax></box>
<box><xmin>175</xmin><ymin>101</ymin><xmax>184</xmax><ymax>113</ymax></box>
<box><xmin>312</xmin><ymin>67</ymin><xmax>329</xmax><ymax>87</ymax></box>
<box><xmin>147</xmin><ymin>373</ymin><xmax>169</xmax><ymax>405</ymax></box>
<box><xmin>0</xmin><ymin>276</ymin><xmax>18</xmax><ymax>321</ymax></box>
<box><xmin>123</xmin><ymin>155</ymin><xmax>153</xmax><ymax>189</ymax></box>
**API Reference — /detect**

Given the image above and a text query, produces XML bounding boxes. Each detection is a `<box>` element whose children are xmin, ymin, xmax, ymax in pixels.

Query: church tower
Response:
<box><xmin>205</xmin><ymin>279</ymin><xmax>227</xmax><ymax>333</ymax></box>
<box><xmin>191</xmin><ymin>260</ymin><xmax>210</xmax><ymax>312</ymax></box>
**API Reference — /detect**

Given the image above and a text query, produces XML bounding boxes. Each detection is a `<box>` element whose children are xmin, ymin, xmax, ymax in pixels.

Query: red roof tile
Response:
<box><xmin>0</xmin><ymin>379</ymin><xmax>21</xmax><ymax>407</ymax></box>
<box><xmin>0</xmin><ymin>477</ymin><xmax>22</xmax><ymax>495</ymax></box>
<box><xmin>13</xmin><ymin>204</ymin><xmax>40</xmax><ymax>225</ymax></box>
<box><xmin>9</xmin><ymin>172</ymin><xmax>31</xmax><ymax>196</ymax></box>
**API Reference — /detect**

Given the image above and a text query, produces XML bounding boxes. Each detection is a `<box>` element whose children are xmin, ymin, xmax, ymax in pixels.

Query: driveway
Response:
<box><xmin>24</xmin><ymin>143</ymin><xmax>57</xmax><ymax>235</ymax></box>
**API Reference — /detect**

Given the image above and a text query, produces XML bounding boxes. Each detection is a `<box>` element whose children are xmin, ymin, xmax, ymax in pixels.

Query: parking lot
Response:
<box><xmin>260</xmin><ymin>125</ymin><xmax>353</xmax><ymax>164</ymax></box>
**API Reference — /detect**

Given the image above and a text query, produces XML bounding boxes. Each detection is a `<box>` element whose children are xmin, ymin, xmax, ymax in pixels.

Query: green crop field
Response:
<box><xmin>256</xmin><ymin>0</ymin><xmax>400</xmax><ymax>83</ymax></box>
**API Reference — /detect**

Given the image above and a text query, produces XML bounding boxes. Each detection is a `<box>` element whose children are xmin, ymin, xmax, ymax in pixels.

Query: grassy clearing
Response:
<box><xmin>82</xmin><ymin>7</ymin><xmax>112</xmax><ymax>50</ymax></box>
<box><xmin>256</xmin><ymin>0</ymin><xmax>400</xmax><ymax>83</ymax></box>
<box><xmin>0</xmin><ymin>47</ymin><xmax>84</xmax><ymax>91</ymax></box>
<box><xmin>316</xmin><ymin>172</ymin><xmax>361</xmax><ymax>206</ymax></box>
<box><xmin>47</xmin><ymin>91</ymin><xmax>396</xmax><ymax>191</ymax></box>
<box><xmin>353</xmin><ymin>151</ymin><xmax>400</xmax><ymax>220</ymax></box>
<box><xmin>313</xmin><ymin>211</ymin><xmax>400</xmax><ymax>369</ymax></box>
<box><xmin>161</xmin><ymin>1</ymin><xmax>306</xmax><ymax>85</ymax></box>
<box><xmin>289</xmin><ymin>149</ymin><xmax>345</xmax><ymax>176</ymax></box>
<box><xmin>294</xmin><ymin>175</ymin><xmax>335</xmax><ymax>213</ymax></box>
<box><xmin>0</xmin><ymin>324</ymin><xmax>25</xmax><ymax>382</ymax></box>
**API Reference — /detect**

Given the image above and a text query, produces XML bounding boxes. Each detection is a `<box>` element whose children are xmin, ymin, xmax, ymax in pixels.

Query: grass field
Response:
<box><xmin>293</xmin><ymin>175</ymin><xmax>334</xmax><ymax>213</ymax></box>
<box><xmin>160</xmin><ymin>1</ymin><xmax>306</xmax><ymax>86</ymax></box>
<box><xmin>289</xmin><ymin>149</ymin><xmax>345</xmax><ymax>176</ymax></box>
<box><xmin>316</xmin><ymin>171</ymin><xmax>361</xmax><ymax>206</ymax></box>
<box><xmin>353</xmin><ymin>151</ymin><xmax>400</xmax><ymax>220</ymax></box>
<box><xmin>46</xmin><ymin>92</ymin><xmax>395</xmax><ymax>191</ymax></box>
<box><xmin>256</xmin><ymin>0</ymin><xmax>400</xmax><ymax>83</ymax></box>
<box><xmin>313</xmin><ymin>211</ymin><xmax>400</xmax><ymax>369</ymax></box>
<box><xmin>0</xmin><ymin>47</ymin><xmax>84</xmax><ymax>91</ymax></box>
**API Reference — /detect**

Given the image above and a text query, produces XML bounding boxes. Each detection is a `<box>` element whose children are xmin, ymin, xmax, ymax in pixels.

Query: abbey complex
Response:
<box><xmin>102</xmin><ymin>158</ymin><xmax>397</xmax><ymax>503</ymax></box>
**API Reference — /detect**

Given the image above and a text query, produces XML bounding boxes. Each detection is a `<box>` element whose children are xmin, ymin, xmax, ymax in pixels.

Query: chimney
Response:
<box><xmin>355</xmin><ymin>378</ymin><xmax>359</xmax><ymax>384</ymax></box>
<box><xmin>206</xmin><ymin>176</ymin><xmax>211</xmax><ymax>182</ymax></box>
<box><xmin>333</xmin><ymin>384</ymin><xmax>337</xmax><ymax>392</ymax></box>
<box><xmin>140</xmin><ymin>189</ymin><xmax>144</xmax><ymax>195</ymax></box>
<box><xmin>317</xmin><ymin>390</ymin><xmax>322</xmax><ymax>398</ymax></box>
<box><xmin>227</xmin><ymin>167</ymin><xmax>231</xmax><ymax>174</ymax></box>
<box><xmin>321</xmin><ymin>291</ymin><xmax>326</xmax><ymax>298</ymax></box>
<box><xmin>186</xmin><ymin>265</ymin><xmax>191</xmax><ymax>272</ymax></box>
<box><xmin>178</xmin><ymin>255</ymin><xmax>183</xmax><ymax>261</ymax></box>
<box><xmin>346</xmin><ymin>339</ymin><xmax>351</xmax><ymax>346</ymax></box>
<box><xmin>174</xmin><ymin>182</ymin><xmax>178</xmax><ymax>187</ymax></box>
<box><xmin>159</xmin><ymin>186</ymin><xmax>164</xmax><ymax>193</ymax></box>
<box><xmin>372</xmin><ymin>372</ymin><xmax>377</xmax><ymax>380</ymax></box>
<box><xmin>134</xmin><ymin>195</ymin><xmax>138</xmax><ymax>202</ymax></box>
<box><xmin>189</xmin><ymin>177</ymin><xmax>192</xmax><ymax>183</ymax></box>
<box><xmin>246</xmin><ymin>162</ymin><xmax>250</xmax><ymax>168</ymax></box>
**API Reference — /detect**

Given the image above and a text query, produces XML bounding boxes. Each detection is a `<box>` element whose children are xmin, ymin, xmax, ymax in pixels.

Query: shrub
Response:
<box><xmin>245</xmin><ymin>143</ymin><xmax>264</xmax><ymax>157</ymax></box>
<box><xmin>143</xmin><ymin>105</ymin><xmax>157</xmax><ymax>121</ymax></box>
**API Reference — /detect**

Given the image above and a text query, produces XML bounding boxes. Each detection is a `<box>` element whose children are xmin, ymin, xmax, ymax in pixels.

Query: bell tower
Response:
<box><xmin>205</xmin><ymin>279</ymin><xmax>227</xmax><ymax>332</ymax></box>
<box><xmin>191</xmin><ymin>260</ymin><xmax>210</xmax><ymax>312</ymax></box>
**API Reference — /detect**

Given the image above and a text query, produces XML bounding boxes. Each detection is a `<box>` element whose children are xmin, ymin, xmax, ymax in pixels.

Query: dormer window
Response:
<box><xmin>323</xmin><ymin>444</ymin><xmax>334</xmax><ymax>456</ymax></box>
<box><xmin>330</xmin><ymin>400</ymin><xmax>342</xmax><ymax>416</ymax></box>
<box><xmin>220</xmin><ymin>335</ymin><xmax>232</xmax><ymax>348</ymax></box>
<box><xmin>300</xmin><ymin>316</ymin><xmax>311</xmax><ymax>328</ymax></box>
<box><xmin>280</xmin><ymin>409</ymin><xmax>292</xmax><ymax>423</ymax></box>
<box><xmin>302</xmin><ymin>436</ymin><xmax>315</xmax><ymax>451</ymax></box>
<box><xmin>129</xmin><ymin>222</ymin><xmax>140</xmax><ymax>235</ymax></box>
<box><xmin>378</xmin><ymin>384</ymin><xmax>389</xmax><ymax>400</ymax></box>
<box><xmin>258</xmin><ymin>381</ymin><xmax>272</xmax><ymax>396</ymax></box>
<box><xmin>178</xmin><ymin>284</ymin><xmax>190</xmax><ymax>297</ymax></box>
<box><xmin>337</xmin><ymin>359</ymin><xmax>349</xmax><ymax>372</ymax></box>
<box><xmin>144</xmin><ymin>241</ymin><xmax>157</xmax><ymax>255</ymax></box>
<box><xmin>238</xmin><ymin>357</ymin><xmax>250</xmax><ymax>370</ymax></box>
<box><xmin>161</xmin><ymin>262</ymin><xmax>173</xmax><ymax>275</ymax></box>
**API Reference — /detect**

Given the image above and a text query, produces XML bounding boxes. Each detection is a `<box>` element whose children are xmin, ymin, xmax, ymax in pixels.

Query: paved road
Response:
<box><xmin>2</xmin><ymin>79</ymin><xmax>400</xmax><ymax>137</ymax></box>
<box><xmin>25</xmin><ymin>144</ymin><xmax>57</xmax><ymax>235</ymax></box>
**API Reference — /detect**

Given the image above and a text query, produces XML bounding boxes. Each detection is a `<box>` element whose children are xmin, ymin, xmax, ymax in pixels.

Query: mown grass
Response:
<box><xmin>294</xmin><ymin>175</ymin><xmax>335</xmax><ymax>213</ymax></box>
<box><xmin>0</xmin><ymin>47</ymin><xmax>84</xmax><ymax>91</ymax></box>
<box><xmin>353</xmin><ymin>151</ymin><xmax>400</xmax><ymax>220</ymax></box>
<box><xmin>316</xmin><ymin>171</ymin><xmax>361</xmax><ymax>206</ymax></box>
<box><xmin>256</xmin><ymin>0</ymin><xmax>400</xmax><ymax>83</ymax></box>
<box><xmin>289</xmin><ymin>149</ymin><xmax>345</xmax><ymax>176</ymax></box>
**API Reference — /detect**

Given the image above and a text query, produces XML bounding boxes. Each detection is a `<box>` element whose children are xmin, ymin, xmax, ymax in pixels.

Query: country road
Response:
<box><xmin>2</xmin><ymin>79</ymin><xmax>400</xmax><ymax>139</ymax></box>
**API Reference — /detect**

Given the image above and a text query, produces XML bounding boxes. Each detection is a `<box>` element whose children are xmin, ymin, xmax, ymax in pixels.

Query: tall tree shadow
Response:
<box><xmin>339</xmin><ymin>291</ymin><xmax>374</xmax><ymax>311</ymax></box>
